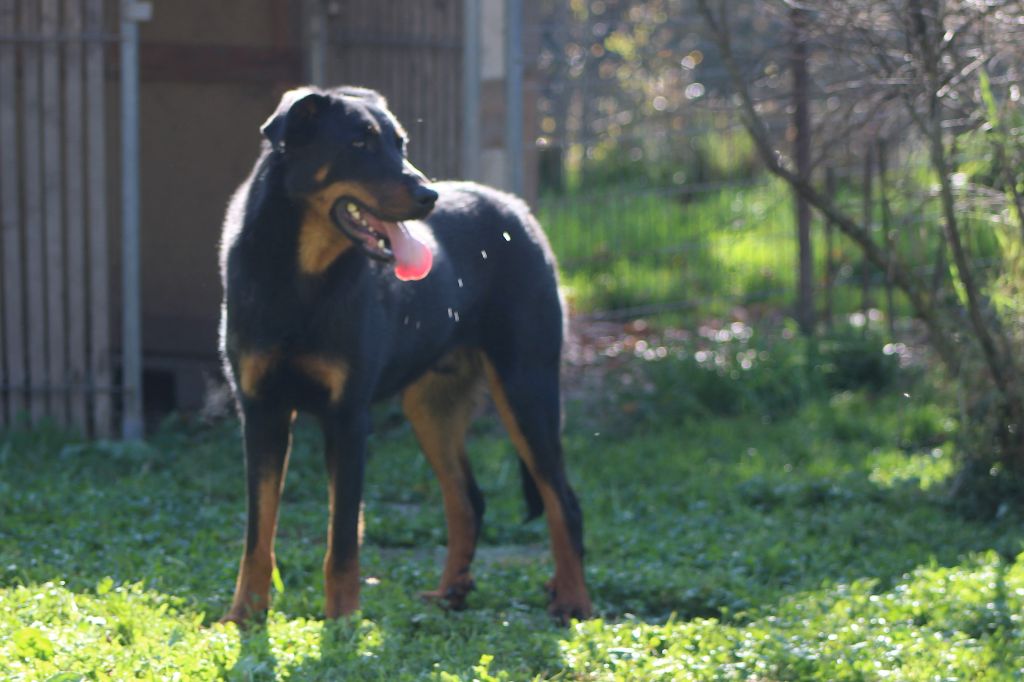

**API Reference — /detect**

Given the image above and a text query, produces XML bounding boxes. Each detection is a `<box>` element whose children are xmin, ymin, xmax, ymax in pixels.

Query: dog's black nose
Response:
<box><xmin>414</xmin><ymin>186</ymin><xmax>438</xmax><ymax>209</ymax></box>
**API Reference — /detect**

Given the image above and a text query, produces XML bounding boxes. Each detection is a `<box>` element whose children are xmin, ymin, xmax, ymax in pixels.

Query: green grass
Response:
<box><xmin>539</xmin><ymin>183</ymin><xmax>792</xmax><ymax>314</ymax></box>
<box><xmin>3</xmin><ymin>332</ymin><xmax>1024</xmax><ymax>679</ymax></box>
<box><xmin>538</xmin><ymin>180</ymin><xmax>857</xmax><ymax>316</ymax></box>
<box><xmin>537</xmin><ymin>177</ymin><xmax>993</xmax><ymax>321</ymax></box>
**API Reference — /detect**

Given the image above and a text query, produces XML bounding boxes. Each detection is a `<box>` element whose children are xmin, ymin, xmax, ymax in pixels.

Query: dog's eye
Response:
<box><xmin>353</xmin><ymin>128</ymin><xmax>377</xmax><ymax>150</ymax></box>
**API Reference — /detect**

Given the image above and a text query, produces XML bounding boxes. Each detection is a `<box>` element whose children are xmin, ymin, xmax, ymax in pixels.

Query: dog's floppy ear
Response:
<box><xmin>261</xmin><ymin>87</ymin><xmax>330</xmax><ymax>150</ymax></box>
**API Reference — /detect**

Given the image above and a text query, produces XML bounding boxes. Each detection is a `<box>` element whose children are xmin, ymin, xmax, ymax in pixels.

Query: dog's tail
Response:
<box><xmin>520</xmin><ymin>460</ymin><xmax>545</xmax><ymax>522</ymax></box>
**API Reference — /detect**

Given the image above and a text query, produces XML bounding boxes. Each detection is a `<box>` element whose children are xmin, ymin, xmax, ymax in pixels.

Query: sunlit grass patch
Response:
<box><xmin>561</xmin><ymin>551</ymin><xmax>1024</xmax><ymax>681</ymax></box>
<box><xmin>540</xmin><ymin>181</ymin><xmax>796</xmax><ymax>314</ymax></box>
<box><xmin>538</xmin><ymin>177</ymin><xmax>933</xmax><ymax>320</ymax></box>
<box><xmin>0</xmin><ymin>581</ymin><xmax>238</xmax><ymax>680</ymax></box>
<box><xmin>868</xmin><ymin>447</ymin><xmax>956</xmax><ymax>490</ymax></box>
<box><xmin>537</xmin><ymin>179</ymin><xmax>877</xmax><ymax>316</ymax></box>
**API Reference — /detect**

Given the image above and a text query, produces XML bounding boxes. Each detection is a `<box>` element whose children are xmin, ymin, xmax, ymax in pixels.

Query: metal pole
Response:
<box><xmin>306</xmin><ymin>0</ymin><xmax>326</xmax><ymax>87</ymax></box>
<box><xmin>505</xmin><ymin>0</ymin><xmax>523</xmax><ymax>196</ymax></box>
<box><xmin>119</xmin><ymin>0</ymin><xmax>150</xmax><ymax>439</ymax></box>
<box><xmin>461</xmin><ymin>0</ymin><xmax>480</xmax><ymax>181</ymax></box>
<box><xmin>790</xmin><ymin>6</ymin><xmax>814</xmax><ymax>336</ymax></box>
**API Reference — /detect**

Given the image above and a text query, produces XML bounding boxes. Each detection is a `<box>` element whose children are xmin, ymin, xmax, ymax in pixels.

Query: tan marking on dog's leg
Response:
<box><xmin>293</xmin><ymin>356</ymin><xmax>349</xmax><ymax>403</ymax></box>
<box><xmin>402</xmin><ymin>350</ymin><xmax>485</xmax><ymax>608</ymax></box>
<box><xmin>222</xmin><ymin>476</ymin><xmax>285</xmax><ymax>625</ymax></box>
<box><xmin>239</xmin><ymin>352</ymin><xmax>277</xmax><ymax>398</ymax></box>
<box><xmin>483</xmin><ymin>360</ymin><xmax>592</xmax><ymax>622</ymax></box>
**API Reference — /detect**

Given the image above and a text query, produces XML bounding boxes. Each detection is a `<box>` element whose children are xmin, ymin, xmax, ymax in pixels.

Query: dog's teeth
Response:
<box><xmin>346</xmin><ymin>202</ymin><xmax>358</xmax><ymax>214</ymax></box>
<box><xmin>378</xmin><ymin>238</ymin><xmax>386</xmax><ymax>249</ymax></box>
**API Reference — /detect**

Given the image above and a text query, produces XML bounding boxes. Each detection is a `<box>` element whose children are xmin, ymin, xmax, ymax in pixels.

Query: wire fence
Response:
<box><xmin>526</xmin><ymin>3</ymin><xmax>976</xmax><ymax>328</ymax></box>
<box><xmin>535</xmin><ymin>160</ymin><xmax>964</xmax><ymax>328</ymax></box>
<box><xmin>528</xmin><ymin>3</ymin><xmax>807</xmax><ymax>322</ymax></box>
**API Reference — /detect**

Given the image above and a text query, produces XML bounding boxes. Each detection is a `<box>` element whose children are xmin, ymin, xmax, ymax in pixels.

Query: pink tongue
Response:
<box><xmin>383</xmin><ymin>221</ymin><xmax>433</xmax><ymax>281</ymax></box>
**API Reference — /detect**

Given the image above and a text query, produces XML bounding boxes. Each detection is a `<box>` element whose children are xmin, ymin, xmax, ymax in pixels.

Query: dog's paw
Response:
<box><xmin>544</xmin><ymin>578</ymin><xmax>592</xmax><ymax>625</ymax></box>
<box><xmin>218</xmin><ymin>607</ymin><xmax>267</xmax><ymax>629</ymax></box>
<box><xmin>420</xmin><ymin>578</ymin><xmax>475</xmax><ymax>610</ymax></box>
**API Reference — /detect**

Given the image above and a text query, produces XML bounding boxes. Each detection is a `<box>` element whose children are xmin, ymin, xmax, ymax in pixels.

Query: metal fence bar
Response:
<box><xmin>0</xmin><ymin>0</ymin><xmax>131</xmax><ymax>436</ymax></box>
<box><xmin>304</xmin><ymin>0</ymin><xmax>325</xmax><ymax>86</ymax></box>
<box><xmin>85</xmin><ymin>0</ymin><xmax>111</xmax><ymax>437</ymax></box>
<box><xmin>42</xmin><ymin>0</ymin><xmax>68</xmax><ymax>426</ymax></box>
<box><xmin>119</xmin><ymin>0</ymin><xmax>143</xmax><ymax>439</ymax></box>
<box><xmin>0</xmin><ymin>30</ymin><xmax>115</xmax><ymax>44</ymax></box>
<box><xmin>0</xmin><ymin>0</ymin><xmax>24</xmax><ymax>425</ymax></box>
<box><xmin>461</xmin><ymin>0</ymin><xmax>479</xmax><ymax>180</ymax></box>
<box><xmin>317</xmin><ymin>0</ymin><xmax>462</xmax><ymax>181</ymax></box>
<box><xmin>64</xmin><ymin>0</ymin><xmax>87</xmax><ymax>432</ymax></box>
<box><xmin>21</xmin><ymin>0</ymin><xmax>48</xmax><ymax>424</ymax></box>
<box><xmin>505</xmin><ymin>0</ymin><xmax>523</xmax><ymax>196</ymax></box>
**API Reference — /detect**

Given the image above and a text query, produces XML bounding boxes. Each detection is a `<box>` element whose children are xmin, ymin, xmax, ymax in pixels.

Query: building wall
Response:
<box><xmin>133</xmin><ymin>0</ymin><xmax>537</xmax><ymax>417</ymax></box>
<box><xmin>0</xmin><ymin>0</ymin><xmax>539</xmax><ymax>427</ymax></box>
<box><xmin>136</xmin><ymin>0</ymin><xmax>302</xmax><ymax>413</ymax></box>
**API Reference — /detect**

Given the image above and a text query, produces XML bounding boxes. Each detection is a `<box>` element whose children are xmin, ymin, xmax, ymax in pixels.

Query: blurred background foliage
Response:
<box><xmin>527</xmin><ymin>0</ymin><xmax>1024</xmax><ymax>506</ymax></box>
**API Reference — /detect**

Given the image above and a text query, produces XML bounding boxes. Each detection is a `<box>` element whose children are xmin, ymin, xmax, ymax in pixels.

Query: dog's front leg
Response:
<box><xmin>320</xmin><ymin>409</ymin><xmax>369</xmax><ymax>619</ymax></box>
<box><xmin>222</xmin><ymin>403</ymin><xmax>293</xmax><ymax>626</ymax></box>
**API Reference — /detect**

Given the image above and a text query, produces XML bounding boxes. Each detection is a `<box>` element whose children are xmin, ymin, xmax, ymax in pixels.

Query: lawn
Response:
<box><xmin>2</xmin><ymin>322</ymin><xmax>1024</xmax><ymax>680</ymax></box>
<box><xmin>536</xmin><ymin>177</ymin><xmax>989</xmax><ymax>321</ymax></box>
<box><xmin>538</xmin><ymin>181</ymin><xmax>797</xmax><ymax>315</ymax></box>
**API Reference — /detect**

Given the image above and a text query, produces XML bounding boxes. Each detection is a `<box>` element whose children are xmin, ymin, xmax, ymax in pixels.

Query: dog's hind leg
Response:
<box><xmin>483</xmin><ymin>355</ymin><xmax>592</xmax><ymax>623</ymax></box>
<box><xmin>222</xmin><ymin>404</ymin><xmax>293</xmax><ymax>626</ymax></box>
<box><xmin>402</xmin><ymin>348</ymin><xmax>486</xmax><ymax>610</ymax></box>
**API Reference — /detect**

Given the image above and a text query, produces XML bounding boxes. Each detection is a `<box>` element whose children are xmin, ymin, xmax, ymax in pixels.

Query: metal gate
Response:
<box><xmin>0</xmin><ymin>0</ymin><xmax>146</xmax><ymax>438</ymax></box>
<box><xmin>305</xmin><ymin>0</ymin><xmax>466</xmax><ymax>181</ymax></box>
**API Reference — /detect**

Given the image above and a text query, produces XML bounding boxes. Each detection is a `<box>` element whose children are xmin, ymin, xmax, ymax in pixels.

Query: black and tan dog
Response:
<box><xmin>218</xmin><ymin>86</ymin><xmax>592</xmax><ymax>625</ymax></box>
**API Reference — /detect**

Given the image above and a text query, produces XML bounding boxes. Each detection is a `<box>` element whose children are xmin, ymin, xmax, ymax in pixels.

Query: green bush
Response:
<box><xmin>817</xmin><ymin>326</ymin><xmax>901</xmax><ymax>393</ymax></box>
<box><xmin>578</xmin><ymin>324</ymin><xmax>824</xmax><ymax>438</ymax></box>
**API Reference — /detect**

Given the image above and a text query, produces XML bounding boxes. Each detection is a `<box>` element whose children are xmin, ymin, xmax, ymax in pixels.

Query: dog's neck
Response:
<box><xmin>296</xmin><ymin>204</ymin><xmax>353</xmax><ymax>275</ymax></box>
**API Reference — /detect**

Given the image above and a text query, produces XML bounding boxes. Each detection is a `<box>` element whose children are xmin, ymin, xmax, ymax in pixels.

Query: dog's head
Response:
<box><xmin>262</xmin><ymin>86</ymin><xmax>437</xmax><ymax>280</ymax></box>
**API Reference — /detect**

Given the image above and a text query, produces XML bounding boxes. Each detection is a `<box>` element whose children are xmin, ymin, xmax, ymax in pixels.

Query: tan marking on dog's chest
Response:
<box><xmin>298</xmin><ymin>211</ymin><xmax>352</xmax><ymax>274</ymax></box>
<box><xmin>239</xmin><ymin>351</ymin><xmax>278</xmax><ymax>398</ymax></box>
<box><xmin>293</xmin><ymin>355</ymin><xmax>349</xmax><ymax>403</ymax></box>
